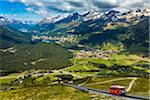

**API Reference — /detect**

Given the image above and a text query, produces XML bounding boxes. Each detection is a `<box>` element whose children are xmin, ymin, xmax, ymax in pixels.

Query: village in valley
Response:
<box><xmin>0</xmin><ymin>0</ymin><xmax>149</xmax><ymax>99</ymax></box>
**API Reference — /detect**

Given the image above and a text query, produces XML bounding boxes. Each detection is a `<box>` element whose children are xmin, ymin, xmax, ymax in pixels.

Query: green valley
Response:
<box><xmin>0</xmin><ymin>8</ymin><xmax>149</xmax><ymax>100</ymax></box>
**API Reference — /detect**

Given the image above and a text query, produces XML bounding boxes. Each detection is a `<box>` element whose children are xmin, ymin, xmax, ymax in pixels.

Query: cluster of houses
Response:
<box><xmin>0</xmin><ymin>47</ymin><xmax>17</xmax><ymax>53</ymax></box>
<box><xmin>31</xmin><ymin>35</ymin><xmax>77</xmax><ymax>44</ymax></box>
<box><xmin>76</xmin><ymin>49</ymin><xmax>117</xmax><ymax>59</ymax></box>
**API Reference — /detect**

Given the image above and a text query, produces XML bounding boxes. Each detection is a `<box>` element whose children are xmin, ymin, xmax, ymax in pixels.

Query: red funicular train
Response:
<box><xmin>109</xmin><ymin>85</ymin><xmax>126</xmax><ymax>95</ymax></box>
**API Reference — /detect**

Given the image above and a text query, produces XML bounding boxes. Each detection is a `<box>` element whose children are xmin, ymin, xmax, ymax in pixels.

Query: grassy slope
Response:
<box><xmin>83</xmin><ymin>77</ymin><xmax>149</xmax><ymax>97</ymax></box>
<box><xmin>0</xmin><ymin>84</ymin><xmax>126</xmax><ymax>100</ymax></box>
<box><xmin>74</xmin><ymin>53</ymin><xmax>149</xmax><ymax>69</ymax></box>
<box><xmin>129</xmin><ymin>78</ymin><xmax>149</xmax><ymax>96</ymax></box>
<box><xmin>0</xmin><ymin>85</ymin><xmax>91</xmax><ymax>100</ymax></box>
<box><xmin>0</xmin><ymin>26</ymin><xmax>30</xmax><ymax>49</ymax></box>
<box><xmin>0</xmin><ymin>43</ymin><xmax>73</xmax><ymax>71</ymax></box>
<box><xmin>79</xmin><ymin>17</ymin><xmax>149</xmax><ymax>54</ymax></box>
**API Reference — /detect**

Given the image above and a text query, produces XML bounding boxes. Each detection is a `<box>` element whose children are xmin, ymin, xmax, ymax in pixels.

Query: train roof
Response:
<box><xmin>110</xmin><ymin>85</ymin><xmax>125</xmax><ymax>89</ymax></box>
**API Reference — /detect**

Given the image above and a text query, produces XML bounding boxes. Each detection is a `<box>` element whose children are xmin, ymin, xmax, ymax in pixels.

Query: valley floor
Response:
<box><xmin>0</xmin><ymin>52</ymin><xmax>149</xmax><ymax>100</ymax></box>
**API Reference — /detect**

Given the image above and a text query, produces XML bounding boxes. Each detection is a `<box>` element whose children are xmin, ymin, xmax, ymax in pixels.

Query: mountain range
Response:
<box><xmin>0</xmin><ymin>8</ymin><xmax>149</xmax><ymax>73</ymax></box>
<box><xmin>0</xmin><ymin>16</ymin><xmax>36</xmax><ymax>32</ymax></box>
<box><xmin>32</xmin><ymin>8</ymin><xmax>149</xmax><ymax>34</ymax></box>
<box><xmin>0</xmin><ymin>8</ymin><xmax>149</xmax><ymax>54</ymax></box>
<box><xmin>30</xmin><ymin>9</ymin><xmax>149</xmax><ymax>54</ymax></box>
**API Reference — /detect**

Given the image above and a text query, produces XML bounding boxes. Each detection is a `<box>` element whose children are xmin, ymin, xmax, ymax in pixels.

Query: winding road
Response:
<box><xmin>126</xmin><ymin>77</ymin><xmax>137</xmax><ymax>92</ymax></box>
<box><xmin>84</xmin><ymin>77</ymin><xmax>138</xmax><ymax>92</ymax></box>
<box><xmin>51</xmin><ymin>70</ymin><xmax>82</xmax><ymax>78</ymax></box>
<box><xmin>85</xmin><ymin>77</ymin><xmax>137</xmax><ymax>86</ymax></box>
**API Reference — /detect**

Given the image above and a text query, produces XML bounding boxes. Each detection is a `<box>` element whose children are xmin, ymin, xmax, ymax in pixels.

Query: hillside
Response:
<box><xmin>0</xmin><ymin>1</ymin><xmax>149</xmax><ymax>100</ymax></box>
<box><xmin>0</xmin><ymin>16</ymin><xmax>36</xmax><ymax>32</ymax></box>
<box><xmin>31</xmin><ymin>9</ymin><xmax>149</xmax><ymax>55</ymax></box>
<box><xmin>125</xmin><ymin>17</ymin><xmax>149</xmax><ymax>54</ymax></box>
<box><xmin>0</xmin><ymin>43</ymin><xmax>73</xmax><ymax>72</ymax></box>
<box><xmin>79</xmin><ymin>17</ymin><xmax>149</xmax><ymax>54</ymax></box>
<box><xmin>0</xmin><ymin>25</ymin><xmax>31</xmax><ymax>49</ymax></box>
<box><xmin>0</xmin><ymin>26</ymin><xmax>73</xmax><ymax>72</ymax></box>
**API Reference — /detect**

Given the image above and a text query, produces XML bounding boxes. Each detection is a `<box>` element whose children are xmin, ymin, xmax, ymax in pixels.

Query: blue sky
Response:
<box><xmin>0</xmin><ymin>0</ymin><xmax>149</xmax><ymax>22</ymax></box>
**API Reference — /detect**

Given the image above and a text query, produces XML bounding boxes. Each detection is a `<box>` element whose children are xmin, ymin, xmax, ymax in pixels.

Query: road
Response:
<box><xmin>51</xmin><ymin>70</ymin><xmax>82</xmax><ymax>78</ymax></box>
<box><xmin>126</xmin><ymin>78</ymin><xmax>137</xmax><ymax>92</ymax></box>
<box><xmin>85</xmin><ymin>77</ymin><xmax>137</xmax><ymax>86</ymax></box>
<box><xmin>84</xmin><ymin>77</ymin><xmax>138</xmax><ymax>92</ymax></box>
<box><xmin>78</xmin><ymin>77</ymin><xmax>91</xmax><ymax>86</ymax></box>
<box><xmin>0</xmin><ymin>76</ymin><xmax>17</xmax><ymax>79</ymax></box>
<box><xmin>64</xmin><ymin>83</ymin><xmax>149</xmax><ymax>100</ymax></box>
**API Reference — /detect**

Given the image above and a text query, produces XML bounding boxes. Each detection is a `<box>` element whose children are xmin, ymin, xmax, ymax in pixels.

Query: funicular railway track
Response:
<box><xmin>64</xmin><ymin>83</ymin><xmax>149</xmax><ymax>100</ymax></box>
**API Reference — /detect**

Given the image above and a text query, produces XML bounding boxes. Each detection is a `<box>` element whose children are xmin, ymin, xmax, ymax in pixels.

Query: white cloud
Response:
<box><xmin>109</xmin><ymin>0</ymin><xmax>117</xmax><ymax>4</ymax></box>
<box><xmin>9</xmin><ymin>0</ymin><xmax>149</xmax><ymax>16</ymax></box>
<box><xmin>0</xmin><ymin>14</ymin><xmax>17</xmax><ymax>18</ymax></box>
<box><xmin>9</xmin><ymin>0</ymin><xmax>17</xmax><ymax>2</ymax></box>
<box><xmin>26</xmin><ymin>7</ymin><xmax>49</xmax><ymax>16</ymax></box>
<box><xmin>26</xmin><ymin>7</ymin><xmax>33</xmax><ymax>11</ymax></box>
<box><xmin>9</xmin><ymin>0</ymin><xmax>45</xmax><ymax>7</ymax></box>
<box><xmin>35</xmin><ymin>8</ymin><xmax>48</xmax><ymax>15</ymax></box>
<box><xmin>35</xmin><ymin>1</ymin><xmax>44</xmax><ymax>7</ymax></box>
<box><xmin>115</xmin><ymin>0</ymin><xmax>149</xmax><ymax>11</ymax></box>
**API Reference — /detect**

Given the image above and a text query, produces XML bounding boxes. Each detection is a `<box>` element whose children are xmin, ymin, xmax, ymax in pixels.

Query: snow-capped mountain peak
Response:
<box><xmin>82</xmin><ymin>11</ymin><xmax>102</xmax><ymax>21</ymax></box>
<box><xmin>0</xmin><ymin>16</ymin><xmax>36</xmax><ymax>32</ymax></box>
<box><xmin>0</xmin><ymin>16</ymin><xmax>6</xmax><ymax>22</ymax></box>
<box><xmin>40</xmin><ymin>15</ymin><xmax>65</xmax><ymax>24</ymax></box>
<box><xmin>122</xmin><ymin>8</ymin><xmax>150</xmax><ymax>19</ymax></box>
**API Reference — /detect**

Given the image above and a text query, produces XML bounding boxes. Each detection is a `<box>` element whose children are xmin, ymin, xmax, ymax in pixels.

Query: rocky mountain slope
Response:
<box><xmin>0</xmin><ymin>16</ymin><xmax>36</xmax><ymax>32</ymax></box>
<box><xmin>31</xmin><ymin>9</ymin><xmax>149</xmax><ymax>54</ymax></box>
